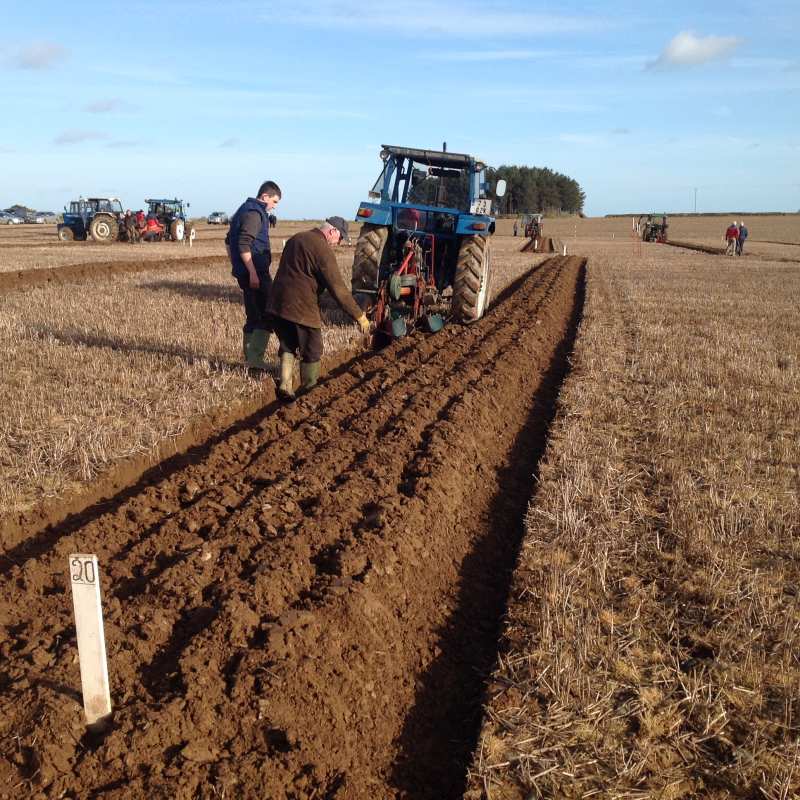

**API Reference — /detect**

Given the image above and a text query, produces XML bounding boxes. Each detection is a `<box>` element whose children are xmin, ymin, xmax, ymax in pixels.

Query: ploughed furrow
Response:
<box><xmin>0</xmin><ymin>256</ymin><xmax>585</xmax><ymax>799</ymax></box>
<box><xmin>0</xmin><ymin>255</ymin><xmax>230</xmax><ymax>294</ymax></box>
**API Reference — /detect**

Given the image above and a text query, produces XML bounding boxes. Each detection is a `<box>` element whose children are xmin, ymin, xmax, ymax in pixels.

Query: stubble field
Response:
<box><xmin>1</xmin><ymin>215</ymin><xmax>798</xmax><ymax>798</ymax></box>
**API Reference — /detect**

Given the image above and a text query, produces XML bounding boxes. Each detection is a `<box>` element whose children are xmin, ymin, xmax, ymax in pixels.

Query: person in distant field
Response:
<box><xmin>737</xmin><ymin>221</ymin><xmax>749</xmax><ymax>255</ymax></box>
<box><xmin>724</xmin><ymin>221</ymin><xmax>739</xmax><ymax>256</ymax></box>
<box><xmin>268</xmin><ymin>216</ymin><xmax>370</xmax><ymax>401</ymax></box>
<box><xmin>142</xmin><ymin>215</ymin><xmax>164</xmax><ymax>242</ymax></box>
<box><xmin>135</xmin><ymin>209</ymin><xmax>146</xmax><ymax>234</ymax></box>
<box><xmin>268</xmin><ymin>214</ymin><xmax>277</xmax><ymax>229</ymax></box>
<box><xmin>226</xmin><ymin>181</ymin><xmax>282</xmax><ymax>371</ymax></box>
<box><xmin>124</xmin><ymin>210</ymin><xmax>139</xmax><ymax>243</ymax></box>
<box><xmin>513</xmin><ymin>219</ymin><xmax>519</xmax><ymax>237</ymax></box>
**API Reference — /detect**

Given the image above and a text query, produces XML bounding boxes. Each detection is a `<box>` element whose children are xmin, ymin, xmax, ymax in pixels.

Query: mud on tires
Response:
<box><xmin>89</xmin><ymin>215</ymin><xmax>119</xmax><ymax>244</ymax></box>
<box><xmin>453</xmin><ymin>234</ymin><xmax>491</xmax><ymax>323</ymax></box>
<box><xmin>351</xmin><ymin>223</ymin><xmax>389</xmax><ymax>308</ymax></box>
<box><xmin>57</xmin><ymin>225</ymin><xmax>74</xmax><ymax>242</ymax></box>
<box><xmin>169</xmin><ymin>220</ymin><xmax>186</xmax><ymax>241</ymax></box>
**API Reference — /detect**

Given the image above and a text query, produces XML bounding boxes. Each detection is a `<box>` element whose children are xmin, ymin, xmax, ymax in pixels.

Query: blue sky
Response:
<box><xmin>1</xmin><ymin>0</ymin><xmax>798</xmax><ymax>217</ymax></box>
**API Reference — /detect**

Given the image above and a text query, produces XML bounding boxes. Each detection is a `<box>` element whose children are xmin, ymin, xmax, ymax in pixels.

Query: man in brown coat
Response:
<box><xmin>268</xmin><ymin>216</ymin><xmax>369</xmax><ymax>400</ymax></box>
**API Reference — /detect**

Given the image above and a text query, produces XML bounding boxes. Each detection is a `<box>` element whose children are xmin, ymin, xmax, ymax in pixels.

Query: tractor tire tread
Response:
<box><xmin>453</xmin><ymin>235</ymin><xmax>489</xmax><ymax>322</ymax></box>
<box><xmin>352</xmin><ymin>223</ymin><xmax>389</xmax><ymax>292</ymax></box>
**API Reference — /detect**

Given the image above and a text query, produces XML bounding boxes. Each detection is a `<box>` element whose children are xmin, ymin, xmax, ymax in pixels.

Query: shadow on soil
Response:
<box><xmin>138</xmin><ymin>279</ymin><xmax>241</xmax><ymax>304</ymax></box>
<box><xmin>28</xmin><ymin>325</ymin><xmax>245</xmax><ymax>373</ymax></box>
<box><xmin>390</xmin><ymin>260</ymin><xmax>587</xmax><ymax>799</ymax></box>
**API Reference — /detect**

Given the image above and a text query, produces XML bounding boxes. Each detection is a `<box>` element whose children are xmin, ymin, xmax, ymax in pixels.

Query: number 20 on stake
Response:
<box><xmin>68</xmin><ymin>554</ymin><xmax>112</xmax><ymax>727</ymax></box>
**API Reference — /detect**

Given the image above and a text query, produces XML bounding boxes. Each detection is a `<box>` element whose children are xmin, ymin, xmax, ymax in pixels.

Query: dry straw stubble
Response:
<box><xmin>468</xmin><ymin>243</ymin><xmax>800</xmax><ymax>799</ymax></box>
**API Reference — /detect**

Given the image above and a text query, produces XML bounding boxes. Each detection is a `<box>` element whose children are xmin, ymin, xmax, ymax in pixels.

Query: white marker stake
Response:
<box><xmin>69</xmin><ymin>554</ymin><xmax>112</xmax><ymax>727</ymax></box>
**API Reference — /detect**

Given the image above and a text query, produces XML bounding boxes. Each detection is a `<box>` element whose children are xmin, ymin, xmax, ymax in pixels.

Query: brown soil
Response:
<box><xmin>666</xmin><ymin>239</ymin><xmax>726</xmax><ymax>255</ymax></box>
<box><xmin>0</xmin><ymin>256</ymin><xmax>584</xmax><ymax>799</ymax></box>
<box><xmin>519</xmin><ymin>236</ymin><xmax>556</xmax><ymax>254</ymax></box>
<box><xmin>667</xmin><ymin>240</ymin><xmax>800</xmax><ymax>263</ymax></box>
<box><xmin>0</xmin><ymin>256</ymin><xmax>228</xmax><ymax>294</ymax></box>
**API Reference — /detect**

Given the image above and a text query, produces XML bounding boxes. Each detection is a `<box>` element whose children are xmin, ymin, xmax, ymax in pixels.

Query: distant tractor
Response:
<box><xmin>57</xmin><ymin>197</ymin><xmax>125</xmax><ymax>243</ymax></box>
<box><xmin>145</xmin><ymin>198</ymin><xmax>195</xmax><ymax>242</ymax></box>
<box><xmin>638</xmin><ymin>213</ymin><xmax>668</xmax><ymax>243</ymax></box>
<box><xmin>523</xmin><ymin>213</ymin><xmax>543</xmax><ymax>238</ymax></box>
<box><xmin>519</xmin><ymin>213</ymin><xmax>555</xmax><ymax>253</ymax></box>
<box><xmin>352</xmin><ymin>143</ymin><xmax>506</xmax><ymax>344</ymax></box>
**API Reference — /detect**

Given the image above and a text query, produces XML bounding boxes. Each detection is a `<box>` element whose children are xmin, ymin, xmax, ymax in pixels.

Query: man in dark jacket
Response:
<box><xmin>227</xmin><ymin>180</ymin><xmax>282</xmax><ymax>369</ymax></box>
<box><xmin>737</xmin><ymin>221</ymin><xmax>749</xmax><ymax>255</ymax></box>
<box><xmin>269</xmin><ymin>216</ymin><xmax>370</xmax><ymax>400</ymax></box>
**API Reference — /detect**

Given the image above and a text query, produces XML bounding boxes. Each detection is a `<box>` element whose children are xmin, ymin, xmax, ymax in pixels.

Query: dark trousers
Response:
<box><xmin>272</xmin><ymin>317</ymin><xmax>323</xmax><ymax>362</ymax></box>
<box><xmin>236</xmin><ymin>274</ymin><xmax>272</xmax><ymax>333</ymax></box>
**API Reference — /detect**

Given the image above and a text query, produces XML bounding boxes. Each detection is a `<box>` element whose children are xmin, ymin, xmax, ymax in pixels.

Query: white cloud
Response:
<box><xmin>54</xmin><ymin>130</ymin><xmax>110</xmax><ymax>146</ymax></box>
<box><xmin>12</xmin><ymin>41</ymin><xmax>68</xmax><ymax>70</ymax></box>
<box><xmin>269</xmin><ymin>1</ymin><xmax>608</xmax><ymax>37</ymax></box>
<box><xmin>83</xmin><ymin>98</ymin><xmax>126</xmax><ymax>113</ymax></box>
<box><xmin>426</xmin><ymin>49</ymin><xmax>555</xmax><ymax>62</ymax></box>
<box><xmin>106</xmin><ymin>140</ymin><xmax>141</xmax><ymax>149</ymax></box>
<box><xmin>648</xmin><ymin>31</ymin><xmax>742</xmax><ymax>69</ymax></box>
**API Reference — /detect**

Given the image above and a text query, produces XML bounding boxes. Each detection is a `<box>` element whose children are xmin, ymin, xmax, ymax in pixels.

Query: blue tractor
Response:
<box><xmin>145</xmin><ymin>198</ymin><xmax>195</xmax><ymax>242</ymax></box>
<box><xmin>352</xmin><ymin>144</ymin><xmax>506</xmax><ymax>342</ymax></box>
<box><xmin>57</xmin><ymin>197</ymin><xmax>125</xmax><ymax>242</ymax></box>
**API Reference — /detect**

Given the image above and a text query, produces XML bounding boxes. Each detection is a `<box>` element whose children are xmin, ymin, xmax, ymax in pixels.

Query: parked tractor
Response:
<box><xmin>352</xmin><ymin>144</ymin><xmax>505</xmax><ymax>345</ymax></box>
<box><xmin>638</xmin><ymin>213</ymin><xmax>668</xmax><ymax>243</ymax></box>
<box><xmin>57</xmin><ymin>197</ymin><xmax>125</xmax><ymax>243</ymax></box>
<box><xmin>144</xmin><ymin>198</ymin><xmax>195</xmax><ymax>242</ymax></box>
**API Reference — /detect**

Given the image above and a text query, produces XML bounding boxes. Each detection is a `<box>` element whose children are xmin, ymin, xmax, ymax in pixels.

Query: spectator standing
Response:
<box><xmin>724</xmin><ymin>221</ymin><xmax>739</xmax><ymax>256</ymax></box>
<box><xmin>227</xmin><ymin>181</ymin><xmax>282</xmax><ymax>370</ymax></box>
<box><xmin>124</xmin><ymin>210</ymin><xmax>139</xmax><ymax>243</ymax></box>
<box><xmin>737</xmin><ymin>221</ymin><xmax>749</xmax><ymax>255</ymax></box>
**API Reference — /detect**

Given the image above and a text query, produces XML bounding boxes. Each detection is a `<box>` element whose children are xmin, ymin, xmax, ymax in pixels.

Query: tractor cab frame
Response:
<box><xmin>352</xmin><ymin>144</ymin><xmax>505</xmax><ymax>343</ymax></box>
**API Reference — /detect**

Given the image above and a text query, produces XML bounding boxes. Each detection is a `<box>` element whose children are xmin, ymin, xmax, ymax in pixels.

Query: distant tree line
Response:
<box><xmin>488</xmin><ymin>165</ymin><xmax>585</xmax><ymax>216</ymax></box>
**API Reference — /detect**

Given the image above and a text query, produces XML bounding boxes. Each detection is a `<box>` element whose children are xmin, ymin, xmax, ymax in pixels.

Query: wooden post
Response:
<box><xmin>69</xmin><ymin>554</ymin><xmax>112</xmax><ymax>727</ymax></box>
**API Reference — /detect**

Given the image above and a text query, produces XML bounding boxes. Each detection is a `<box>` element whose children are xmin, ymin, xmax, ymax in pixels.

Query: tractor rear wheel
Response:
<box><xmin>170</xmin><ymin>220</ymin><xmax>185</xmax><ymax>241</ymax></box>
<box><xmin>89</xmin><ymin>215</ymin><xmax>118</xmax><ymax>244</ymax></box>
<box><xmin>351</xmin><ymin>223</ymin><xmax>389</xmax><ymax>308</ymax></box>
<box><xmin>57</xmin><ymin>225</ymin><xmax>74</xmax><ymax>242</ymax></box>
<box><xmin>453</xmin><ymin>235</ymin><xmax>491</xmax><ymax>323</ymax></box>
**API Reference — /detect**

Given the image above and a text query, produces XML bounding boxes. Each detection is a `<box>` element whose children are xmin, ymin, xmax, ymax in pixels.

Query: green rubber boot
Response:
<box><xmin>277</xmin><ymin>351</ymin><xmax>296</xmax><ymax>401</ymax></box>
<box><xmin>243</xmin><ymin>329</ymin><xmax>270</xmax><ymax>370</ymax></box>
<box><xmin>299</xmin><ymin>361</ymin><xmax>321</xmax><ymax>393</ymax></box>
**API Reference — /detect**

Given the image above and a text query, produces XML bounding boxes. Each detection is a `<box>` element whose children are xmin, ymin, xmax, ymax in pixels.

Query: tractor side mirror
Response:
<box><xmin>495</xmin><ymin>179</ymin><xmax>507</xmax><ymax>198</ymax></box>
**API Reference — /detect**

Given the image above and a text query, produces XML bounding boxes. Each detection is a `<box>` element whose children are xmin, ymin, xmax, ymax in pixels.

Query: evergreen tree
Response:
<box><xmin>488</xmin><ymin>166</ymin><xmax>585</xmax><ymax>215</ymax></box>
